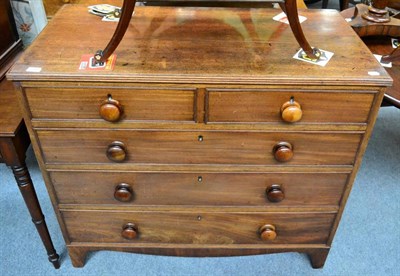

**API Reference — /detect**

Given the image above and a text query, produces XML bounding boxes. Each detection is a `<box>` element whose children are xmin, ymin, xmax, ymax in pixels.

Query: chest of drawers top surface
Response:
<box><xmin>7</xmin><ymin>5</ymin><xmax>391</xmax><ymax>86</ymax></box>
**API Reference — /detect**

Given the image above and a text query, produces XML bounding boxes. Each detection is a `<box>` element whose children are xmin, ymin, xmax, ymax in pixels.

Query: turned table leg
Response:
<box><xmin>0</xmin><ymin>120</ymin><xmax>60</xmax><ymax>269</ymax></box>
<box><xmin>11</xmin><ymin>164</ymin><xmax>60</xmax><ymax>269</ymax></box>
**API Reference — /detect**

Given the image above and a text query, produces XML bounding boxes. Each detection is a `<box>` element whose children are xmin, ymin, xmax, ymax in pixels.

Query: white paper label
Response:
<box><xmin>26</xmin><ymin>67</ymin><xmax>42</xmax><ymax>73</ymax></box>
<box><xmin>293</xmin><ymin>48</ymin><xmax>334</xmax><ymax>67</ymax></box>
<box><xmin>391</xmin><ymin>38</ymin><xmax>399</xmax><ymax>49</ymax></box>
<box><xmin>273</xmin><ymin>12</ymin><xmax>307</xmax><ymax>25</ymax></box>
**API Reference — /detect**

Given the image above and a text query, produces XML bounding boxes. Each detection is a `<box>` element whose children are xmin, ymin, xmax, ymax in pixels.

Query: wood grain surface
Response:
<box><xmin>23</xmin><ymin>85</ymin><xmax>376</xmax><ymax>124</ymax></box>
<box><xmin>37</xmin><ymin>130</ymin><xmax>362</xmax><ymax>165</ymax></box>
<box><xmin>7</xmin><ymin>6</ymin><xmax>391</xmax><ymax>86</ymax></box>
<box><xmin>25</xmin><ymin>86</ymin><xmax>196</xmax><ymax>122</ymax></box>
<box><xmin>62</xmin><ymin>210</ymin><xmax>335</xmax><ymax>244</ymax></box>
<box><xmin>207</xmin><ymin>89</ymin><xmax>375</xmax><ymax>123</ymax></box>
<box><xmin>0</xmin><ymin>80</ymin><xmax>22</xmax><ymax>136</ymax></box>
<box><xmin>50</xmin><ymin>171</ymin><xmax>348</xmax><ymax>207</ymax></box>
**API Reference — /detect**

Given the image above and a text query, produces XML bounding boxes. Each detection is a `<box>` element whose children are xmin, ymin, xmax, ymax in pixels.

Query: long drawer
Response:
<box><xmin>62</xmin><ymin>210</ymin><xmax>336</xmax><ymax>244</ymax></box>
<box><xmin>38</xmin><ymin>130</ymin><xmax>362</xmax><ymax>165</ymax></box>
<box><xmin>51</xmin><ymin>171</ymin><xmax>347</xmax><ymax>207</ymax></box>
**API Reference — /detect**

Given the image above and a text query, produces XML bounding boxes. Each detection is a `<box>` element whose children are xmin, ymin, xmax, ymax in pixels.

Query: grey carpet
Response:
<box><xmin>1</xmin><ymin>106</ymin><xmax>399</xmax><ymax>276</ymax></box>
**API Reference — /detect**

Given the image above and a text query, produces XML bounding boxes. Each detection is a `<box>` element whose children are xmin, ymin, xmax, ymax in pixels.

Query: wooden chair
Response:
<box><xmin>92</xmin><ymin>0</ymin><xmax>321</xmax><ymax>67</ymax></box>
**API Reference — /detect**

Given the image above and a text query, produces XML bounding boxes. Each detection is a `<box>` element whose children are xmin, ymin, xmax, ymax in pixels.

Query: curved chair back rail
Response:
<box><xmin>94</xmin><ymin>0</ymin><xmax>319</xmax><ymax>64</ymax></box>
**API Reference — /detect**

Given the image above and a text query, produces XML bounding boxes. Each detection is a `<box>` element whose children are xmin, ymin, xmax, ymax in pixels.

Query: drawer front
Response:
<box><xmin>62</xmin><ymin>210</ymin><xmax>335</xmax><ymax>244</ymax></box>
<box><xmin>51</xmin><ymin>172</ymin><xmax>347</xmax><ymax>207</ymax></box>
<box><xmin>38</xmin><ymin>130</ymin><xmax>362</xmax><ymax>165</ymax></box>
<box><xmin>25</xmin><ymin>87</ymin><xmax>196</xmax><ymax>122</ymax></box>
<box><xmin>207</xmin><ymin>90</ymin><xmax>374</xmax><ymax>123</ymax></box>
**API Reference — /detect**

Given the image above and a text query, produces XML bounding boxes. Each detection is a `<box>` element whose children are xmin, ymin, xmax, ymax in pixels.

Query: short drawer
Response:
<box><xmin>51</xmin><ymin>172</ymin><xmax>347</xmax><ymax>207</ymax></box>
<box><xmin>62</xmin><ymin>210</ymin><xmax>335</xmax><ymax>244</ymax></box>
<box><xmin>206</xmin><ymin>89</ymin><xmax>375</xmax><ymax>124</ymax></box>
<box><xmin>24</xmin><ymin>87</ymin><xmax>196</xmax><ymax>122</ymax></box>
<box><xmin>38</xmin><ymin>130</ymin><xmax>362</xmax><ymax>165</ymax></box>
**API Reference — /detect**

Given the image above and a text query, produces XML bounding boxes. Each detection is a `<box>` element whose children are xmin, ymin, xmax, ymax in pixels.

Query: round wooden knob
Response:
<box><xmin>99</xmin><ymin>95</ymin><xmax>123</xmax><ymax>122</ymax></box>
<box><xmin>281</xmin><ymin>99</ymin><xmax>302</xmax><ymax>123</ymax></box>
<box><xmin>106</xmin><ymin>141</ymin><xmax>127</xmax><ymax>162</ymax></box>
<box><xmin>114</xmin><ymin>183</ymin><xmax>133</xmax><ymax>202</ymax></box>
<box><xmin>273</xmin><ymin>142</ymin><xmax>293</xmax><ymax>162</ymax></box>
<box><xmin>259</xmin><ymin>224</ymin><xmax>277</xmax><ymax>241</ymax></box>
<box><xmin>121</xmin><ymin>223</ymin><xmax>138</xmax><ymax>240</ymax></box>
<box><xmin>266</xmin><ymin>184</ymin><xmax>285</xmax><ymax>203</ymax></box>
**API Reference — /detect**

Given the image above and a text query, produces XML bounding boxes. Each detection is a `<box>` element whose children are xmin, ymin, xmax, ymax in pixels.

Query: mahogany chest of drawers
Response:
<box><xmin>7</xmin><ymin>5</ymin><xmax>392</xmax><ymax>268</ymax></box>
